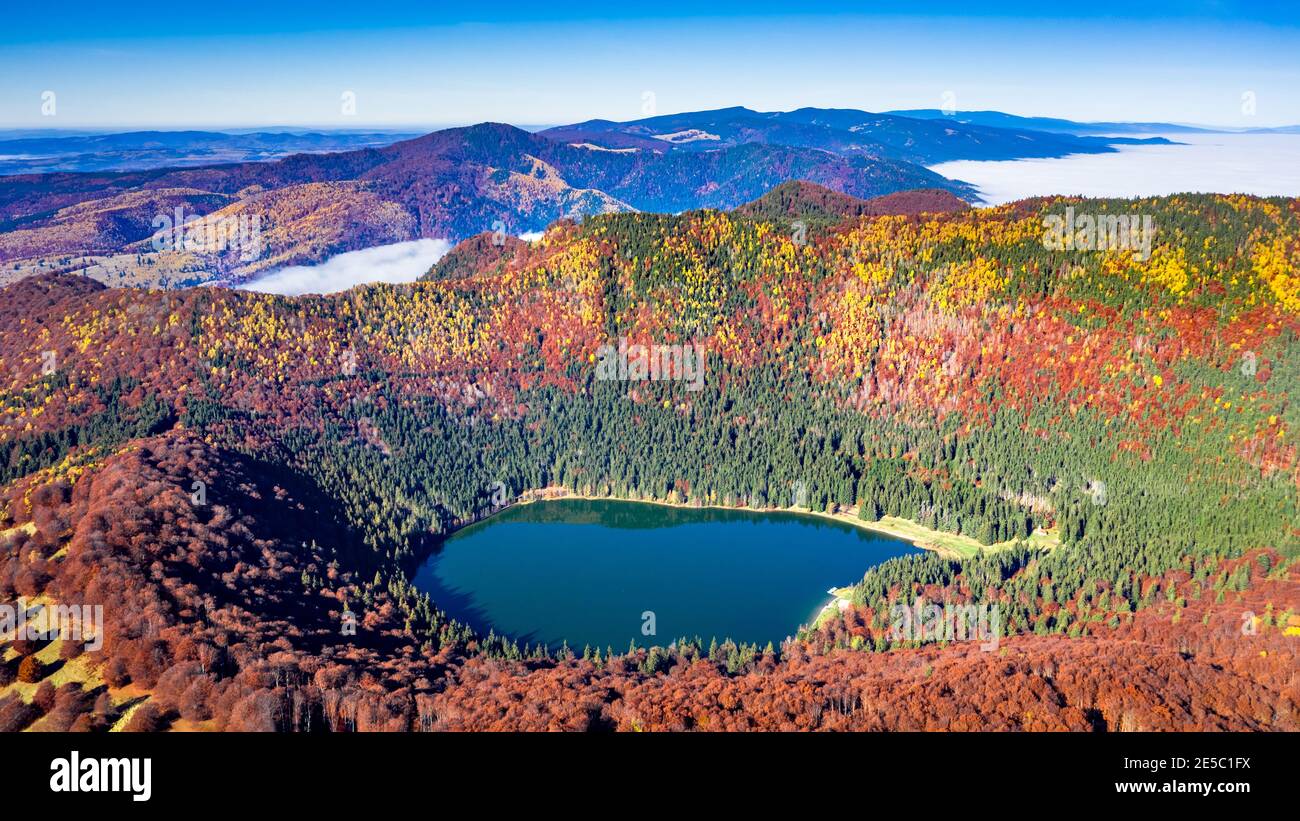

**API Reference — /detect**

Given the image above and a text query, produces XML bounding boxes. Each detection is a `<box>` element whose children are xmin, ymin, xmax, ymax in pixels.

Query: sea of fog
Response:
<box><xmin>930</xmin><ymin>133</ymin><xmax>1300</xmax><ymax>206</ymax></box>
<box><xmin>239</xmin><ymin>238</ymin><xmax>452</xmax><ymax>296</ymax></box>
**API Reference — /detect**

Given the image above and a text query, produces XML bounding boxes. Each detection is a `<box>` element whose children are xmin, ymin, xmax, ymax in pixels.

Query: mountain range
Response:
<box><xmin>889</xmin><ymin>109</ymin><xmax>1300</xmax><ymax>136</ymax></box>
<box><xmin>0</xmin><ymin>106</ymin><xmax>1195</xmax><ymax>290</ymax></box>
<box><xmin>0</xmin><ymin>130</ymin><xmax>423</xmax><ymax>175</ymax></box>
<box><xmin>542</xmin><ymin>105</ymin><xmax>1172</xmax><ymax>164</ymax></box>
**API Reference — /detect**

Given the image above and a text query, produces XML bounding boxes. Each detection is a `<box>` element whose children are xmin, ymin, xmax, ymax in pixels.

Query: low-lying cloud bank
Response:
<box><xmin>930</xmin><ymin>133</ymin><xmax>1300</xmax><ymax>206</ymax></box>
<box><xmin>239</xmin><ymin>238</ymin><xmax>452</xmax><ymax>295</ymax></box>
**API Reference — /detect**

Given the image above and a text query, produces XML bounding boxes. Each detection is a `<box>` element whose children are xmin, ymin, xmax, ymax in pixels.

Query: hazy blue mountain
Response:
<box><xmin>885</xmin><ymin>109</ymin><xmax>1222</xmax><ymax>135</ymax></box>
<box><xmin>541</xmin><ymin>106</ymin><xmax>1172</xmax><ymax>164</ymax></box>
<box><xmin>0</xmin><ymin>130</ymin><xmax>422</xmax><ymax>175</ymax></box>
<box><xmin>1243</xmin><ymin>125</ymin><xmax>1300</xmax><ymax>134</ymax></box>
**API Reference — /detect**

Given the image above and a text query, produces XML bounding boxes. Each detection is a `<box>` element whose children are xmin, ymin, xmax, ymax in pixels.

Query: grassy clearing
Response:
<box><xmin>857</xmin><ymin>515</ymin><xmax>986</xmax><ymax>558</ymax></box>
<box><xmin>108</xmin><ymin>694</ymin><xmax>151</xmax><ymax>732</ymax></box>
<box><xmin>0</xmin><ymin>594</ymin><xmax>145</xmax><ymax>731</ymax></box>
<box><xmin>0</xmin><ymin>521</ymin><xmax>37</xmax><ymax>541</ymax></box>
<box><xmin>811</xmin><ymin>587</ymin><xmax>857</xmax><ymax>630</ymax></box>
<box><xmin>790</xmin><ymin>511</ymin><xmax>1057</xmax><ymax>560</ymax></box>
<box><xmin>854</xmin><ymin>517</ymin><xmax>1059</xmax><ymax>559</ymax></box>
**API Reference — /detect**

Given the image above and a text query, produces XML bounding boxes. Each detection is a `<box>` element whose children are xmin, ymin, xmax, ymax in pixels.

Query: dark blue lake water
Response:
<box><xmin>413</xmin><ymin>498</ymin><xmax>922</xmax><ymax>650</ymax></box>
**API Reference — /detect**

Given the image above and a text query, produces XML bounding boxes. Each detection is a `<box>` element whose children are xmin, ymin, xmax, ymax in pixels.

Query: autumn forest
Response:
<box><xmin>0</xmin><ymin>186</ymin><xmax>1298</xmax><ymax>731</ymax></box>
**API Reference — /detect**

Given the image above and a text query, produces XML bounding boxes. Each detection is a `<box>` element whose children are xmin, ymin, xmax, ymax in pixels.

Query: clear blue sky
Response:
<box><xmin>3</xmin><ymin>1</ymin><xmax>1297</xmax><ymax>129</ymax></box>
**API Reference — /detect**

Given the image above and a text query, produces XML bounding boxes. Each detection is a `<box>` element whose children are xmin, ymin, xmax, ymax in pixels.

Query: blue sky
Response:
<box><xmin>3</xmin><ymin>2</ymin><xmax>1298</xmax><ymax>129</ymax></box>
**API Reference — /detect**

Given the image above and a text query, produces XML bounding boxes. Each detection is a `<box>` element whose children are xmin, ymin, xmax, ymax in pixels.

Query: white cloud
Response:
<box><xmin>930</xmin><ymin>134</ymin><xmax>1300</xmax><ymax>206</ymax></box>
<box><xmin>239</xmin><ymin>238</ymin><xmax>453</xmax><ymax>295</ymax></box>
<box><xmin>518</xmin><ymin>231</ymin><xmax>545</xmax><ymax>242</ymax></box>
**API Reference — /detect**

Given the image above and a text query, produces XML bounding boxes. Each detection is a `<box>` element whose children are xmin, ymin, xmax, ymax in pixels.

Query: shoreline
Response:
<box><xmin>445</xmin><ymin>487</ymin><xmax>1054</xmax><ymax>637</ymax></box>
<box><xmin>463</xmin><ymin>486</ymin><xmax>1001</xmax><ymax>560</ymax></box>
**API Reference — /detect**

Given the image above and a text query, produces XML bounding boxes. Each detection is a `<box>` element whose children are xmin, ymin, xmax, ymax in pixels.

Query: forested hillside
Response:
<box><xmin>1</xmin><ymin>191</ymin><xmax>1297</xmax><ymax>730</ymax></box>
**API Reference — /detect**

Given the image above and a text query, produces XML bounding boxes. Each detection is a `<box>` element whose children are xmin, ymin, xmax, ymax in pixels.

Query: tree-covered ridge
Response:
<box><xmin>730</xmin><ymin>181</ymin><xmax>969</xmax><ymax>230</ymax></box>
<box><xmin>6</xmin><ymin>193</ymin><xmax>1295</xmax><ymax>462</ymax></box>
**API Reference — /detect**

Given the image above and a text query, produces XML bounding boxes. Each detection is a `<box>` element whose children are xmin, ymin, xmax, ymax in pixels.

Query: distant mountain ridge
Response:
<box><xmin>0</xmin><ymin>120</ymin><xmax>975</xmax><ymax>288</ymax></box>
<box><xmin>0</xmin><ymin>105</ymin><xmax>1232</xmax><ymax>291</ymax></box>
<box><xmin>541</xmin><ymin>105</ymin><xmax>1174</xmax><ymax>164</ymax></box>
<box><xmin>0</xmin><ymin>130</ymin><xmax>423</xmax><ymax>175</ymax></box>
<box><xmin>887</xmin><ymin>109</ymin><xmax>1300</xmax><ymax>136</ymax></box>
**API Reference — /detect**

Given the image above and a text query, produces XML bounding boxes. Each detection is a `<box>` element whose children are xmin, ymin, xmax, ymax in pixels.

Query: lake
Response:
<box><xmin>413</xmin><ymin>498</ymin><xmax>922</xmax><ymax>651</ymax></box>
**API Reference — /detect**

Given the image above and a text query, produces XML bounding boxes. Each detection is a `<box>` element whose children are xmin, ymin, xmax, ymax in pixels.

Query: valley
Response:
<box><xmin>1</xmin><ymin>182</ymin><xmax>1296</xmax><ymax>730</ymax></box>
